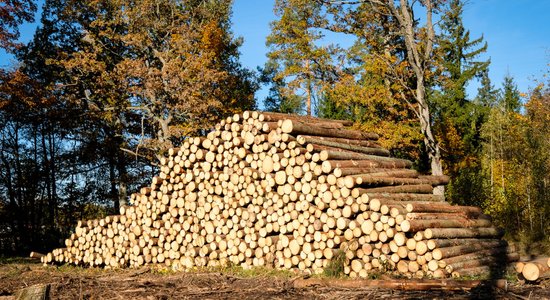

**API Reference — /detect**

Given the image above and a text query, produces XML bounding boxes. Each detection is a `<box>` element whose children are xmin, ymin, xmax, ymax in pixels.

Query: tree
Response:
<box><xmin>429</xmin><ymin>0</ymin><xmax>490</xmax><ymax>204</ymax></box>
<box><xmin>0</xmin><ymin>0</ymin><xmax>36</xmax><ymax>51</ymax></box>
<box><xmin>318</xmin><ymin>2</ymin><xmax>422</xmax><ymax>161</ymax></box>
<box><xmin>502</xmin><ymin>74</ymin><xmax>521</xmax><ymax>112</ymax></box>
<box><xmin>266</xmin><ymin>0</ymin><xmax>339</xmax><ymax>115</ymax></box>
<box><xmin>475</xmin><ymin>69</ymin><xmax>499</xmax><ymax>108</ymax></box>
<box><xmin>436</xmin><ymin>0</ymin><xmax>488</xmax><ymax>107</ymax></box>
<box><xmin>55</xmin><ymin>0</ymin><xmax>256</xmax><ymax>162</ymax></box>
<box><xmin>319</xmin><ymin>0</ymin><xmax>446</xmax><ymax>194</ymax></box>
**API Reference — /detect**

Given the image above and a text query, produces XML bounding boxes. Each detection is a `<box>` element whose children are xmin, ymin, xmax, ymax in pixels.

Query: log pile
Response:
<box><xmin>515</xmin><ymin>257</ymin><xmax>550</xmax><ymax>281</ymax></box>
<box><xmin>41</xmin><ymin>111</ymin><xmax>517</xmax><ymax>278</ymax></box>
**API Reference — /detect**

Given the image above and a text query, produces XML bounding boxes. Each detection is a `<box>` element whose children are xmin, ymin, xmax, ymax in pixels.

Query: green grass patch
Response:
<box><xmin>322</xmin><ymin>250</ymin><xmax>346</xmax><ymax>278</ymax></box>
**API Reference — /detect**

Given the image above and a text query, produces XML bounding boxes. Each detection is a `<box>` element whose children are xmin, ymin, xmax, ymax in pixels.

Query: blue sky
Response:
<box><xmin>232</xmin><ymin>0</ymin><xmax>550</xmax><ymax>101</ymax></box>
<box><xmin>2</xmin><ymin>0</ymin><xmax>549</xmax><ymax>102</ymax></box>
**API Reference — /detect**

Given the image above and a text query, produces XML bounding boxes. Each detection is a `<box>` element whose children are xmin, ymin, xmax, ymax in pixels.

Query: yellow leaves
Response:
<box><xmin>200</xmin><ymin>21</ymin><xmax>224</xmax><ymax>56</ymax></box>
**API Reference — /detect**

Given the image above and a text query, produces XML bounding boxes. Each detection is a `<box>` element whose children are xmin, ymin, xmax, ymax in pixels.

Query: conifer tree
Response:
<box><xmin>265</xmin><ymin>0</ymin><xmax>338</xmax><ymax>115</ymax></box>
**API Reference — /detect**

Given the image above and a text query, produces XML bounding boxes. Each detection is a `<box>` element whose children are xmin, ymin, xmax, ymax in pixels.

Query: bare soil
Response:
<box><xmin>0</xmin><ymin>259</ymin><xmax>549</xmax><ymax>299</ymax></box>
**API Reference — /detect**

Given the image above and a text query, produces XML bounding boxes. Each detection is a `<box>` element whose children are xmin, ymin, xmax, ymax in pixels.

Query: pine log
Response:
<box><xmin>281</xmin><ymin>119</ymin><xmax>378</xmax><ymax>140</ymax></box>
<box><xmin>432</xmin><ymin>240</ymin><xmax>508</xmax><ymax>260</ymax></box>
<box><xmin>427</xmin><ymin>238</ymin><xmax>502</xmax><ymax>250</ymax></box>
<box><xmin>446</xmin><ymin>253</ymin><xmax>519</xmax><ymax>273</ymax></box>
<box><xmin>522</xmin><ymin>259</ymin><xmax>550</xmax><ymax>281</ymax></box>
<box><xmin>353</xmin><ymin>175</ymin><xmax>449</xmax><ymax>187</ymax></box>
<box><xmin>30</xmin><ymin>251</ymin><xmax>45</xmax><ymax>259</ymax></box>
<box><xmin>406</xmin><ymin>203</ymin><xmax>483</xmax><ymax>214</ymax></box>
<box><xmin>407</xmin><ymin>213</ymin><xmax>492</xmax><ymax>221</ymax></box>
<box><xmin>401</xmin><ymin>218</ymin><xmax>494</xmax><ymax>232</ymax></box>
<box><xmin>338</xmin><ymin>168</ymin><xmax>418</xmax><ymax>177</ymax></box>
<box><xmin>259</xmin><ymin>112</ymin><xmax>354</xmax><ymax>126</ymax></box>
<box><xmin>363</xmin><ymin>193</ymin><xmax>445</xmax><ymax>202</ymax></box>
<box><xmin>319</xmin><ymin>150</ymin><xmax>391</xmax><ymax>161</ymax></box>
<box><xmin>298</xmin><ymin>136</ymin><xmax>389</xmax><ymax>156</ymax></box>
<box><xmin>452</xmin><ymin>266</ymin><xmax>492</xmax><ymax>277</ymax></box>
<box><xmin>424</xmin><ymin>227</ymin><xmax>504</xmax><ymax>239</ymax></box>
<box><xmin>292</xmin><ymin>278</ymin><xmax>487</xmax><ymax>291</ymax></box>
<box><xmin>356</xmin><ymin>184</ymin><xmax>433</xmax><ymax>194</ymax></box>
<box><xmin>294</xmin><ymin>135</ymin><xmax>382</xmax><ymax>148</ymax></box>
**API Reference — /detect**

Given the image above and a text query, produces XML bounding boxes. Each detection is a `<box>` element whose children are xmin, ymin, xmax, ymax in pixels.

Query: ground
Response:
<box><xmin>0</xmin><ymin>259</ymin><xmax>549</xmax><ymax>299</ymax></box>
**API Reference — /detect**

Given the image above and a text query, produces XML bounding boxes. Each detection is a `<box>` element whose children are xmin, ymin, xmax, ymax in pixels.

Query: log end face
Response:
<box><xmin>281</xmin><ymin>119</ymin><xmax>293</xmax><ymax>133</ymax></box>
<box><xmin>522</xmin><ymin>263</ymin><xmax>541</xmax><ymax>281</ymax></box>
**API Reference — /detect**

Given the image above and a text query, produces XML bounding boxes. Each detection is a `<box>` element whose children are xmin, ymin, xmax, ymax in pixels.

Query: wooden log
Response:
<box><xmin>363</xmin><ymin>193</ymin><xmax>445</xmax><ymax>202</ymax></box>
<box><xmin>339</xmin><ymin>168</ymin><xmax>418</xmax><ymax>177</ymax></box>
<box><xmin>259</xmin><ymin>112</ymin><xmax>354</xmax><ymax>126</ymax></box>
<box><xmin>319</xmin><ymin>150</ymin><xmax>391</xmax><ymax>161</ymax></box>
<box><xmin>427</xmin><ymin>238</ymin><xmax>502</xmax><ymax>250</ymax></box>
<box><xmin>452</xmin><ymin>265</ymin><xmax>492</xmax><ymax>277</ymax></box>
<box><xmin>447</xmin><ymin>253</ymin><xmax>519</xmax><ymax>273</ymax></box>
<box><xmin>401</xmin><ymin>218</ymin><xmax>494</xmax><ymax>232</ymax></box>
<box><xmin>354</xmin><ymin>175</ymin><xmax>449</xmax><ymax>187</ymax></box>
<box><xmin>292</xmin><ymin>278</ymin><xmax>489</xmax><ymax>291</ymax></box>
<box><xmin>30</xmin><ymin>251</ymin><xmax>45</xmax><ymax>259</ymax></box>
<box><xmin>522</xmin><ymin>259</ymin><xmax>550</xmax><ymax>281</ymax></box>
<box><xmin>281</xmin><ymin>119</ymin><xmax>378</xmax><ymax>140</ymax></box>
<box><xmin>406</xmin><ymin>203</ymin><xmax>483</xmax><ymax>215</ymax></box>
<box><xmin>294</xmin><ymin>135</ymin><xmax>382</xmax><ymax>148</ymax></box>
<box><xmin>440</xmin><ymin>249</ymin><xmax>516</xmax><ymax>269</ymax></box>
<box><xmin>356</xmin><ymin>184</ymin><xmax>434</xmax><ymax>194</ymax></box>
<box><xmin>424</xmin><ymin>227</ymin><xmax>504</xmax><ymax>239</ymax></box>
<box><xmin>407</xmin><ymin>213</ymin><xmax>492</xmax><ymax>221</ymax></box>
<box><xmin>298</xmin><ymin>136</ymin><xmax>389</xmax><ymax>156</ymax></box>
<box><xmin>432</xmin><ymin>240</ymin><xmax>508</xmax><ymax>260</ymax></box>
<box><xmin>322</xmin><ymin>158</ymin><xmax>412</xmax><ymax>173</ymax></box>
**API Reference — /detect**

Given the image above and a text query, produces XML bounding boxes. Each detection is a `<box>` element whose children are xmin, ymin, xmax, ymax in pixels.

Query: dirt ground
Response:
<box><xmin>1</xmin><ymin>259</ymin><xmax>549</xmax><ymax>299</ymax></box>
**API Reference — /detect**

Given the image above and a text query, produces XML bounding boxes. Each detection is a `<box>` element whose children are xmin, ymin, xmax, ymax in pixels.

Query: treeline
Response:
<box><xmin>0</xmin><ymin>0</ymin><xmax>548</xmax><ymax>255</ymax></box>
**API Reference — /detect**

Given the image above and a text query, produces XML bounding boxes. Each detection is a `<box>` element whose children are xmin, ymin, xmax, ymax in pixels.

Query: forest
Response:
<box><xmin>0</xmin><ymin>0</ymin><xmax>548</xmax><ymax>257</ymax></box>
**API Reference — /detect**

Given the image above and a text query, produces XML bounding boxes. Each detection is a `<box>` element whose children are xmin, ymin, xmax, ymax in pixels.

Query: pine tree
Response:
<box><xmin>265</xmin><ymin>0</ymin><xmax>338</xmax><ymax>116</ymax></box>
<box><xmin>475</xmin><ymin>69</ymin><xmax>499</xmax><ymax>108</ymax></box>
<box><xmin>502</xmin><ymin>74</ymin><xmax>522</xmax><ymax>112</ymax></box>
<box><xmin>437</xmin><ymin>0</ymin><xmax>489</xmax><ymax>107</ymax></box>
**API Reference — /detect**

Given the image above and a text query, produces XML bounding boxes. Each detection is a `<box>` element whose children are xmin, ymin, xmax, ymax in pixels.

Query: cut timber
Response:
<box><xmin>319</xmin><ymin>149</ymin><xmax>391</xmax><ymax>161</ymax></box>
<box><xmin>522</xmin><ymin>259</ymin><xmax>550</xmax><ymax>281</ymax></box>
<box><xmin>406</xmin><ymin>203</ymin><xmax>483</xmax><ymax>214</ymax></box>
<box><xmin>432</xmin><ymin>240</ymin><xmax>507</xmax><ymax>260</ymax></box>
<box><xmin>452</xmin><ymin>266</ymin><xmax>492</xmax><ymax>277</ymax></box>
<box><xmin>353</xmin><ymin>175</ymin><xmax>449</xmax><ymax>187</ymax></box>
<box><xmin>295</xmin><ymin>135</ymin><xmax>382</xmax><ymax>148</ymax></box>
<box><xmin>339</xmin><ymin>168</ymin><xmax>418</xmax><ymax>177</ymax></box>
<box><xmin>427</xmin><ymin>238</ymin><xmax>502</xmax><ymax>250</ymax></box>
<box><xmin>30</xmin><ymin>251</ymin><xmax>45</xmax><ymax>259</ymax></box>
<box><xmin>259</xmin><ymin>112</ymin><xmax>354</xmax><ymax>126</ymax></box>
<box><xmin>441</xmin><ymin>248</ymin><xmax>517</xmax><ymax>266</ymax></box>
<box><xmin>298</xmin><ymin>136</ymin><xmax>389</xmax><ymax>156</ymax></box>
<box><xmin>424</xmin><ymin>227</ymin><xmax>504</xmax><ymax>239</ymax></box>
<box><xmin>364</xmin><ymin>193</ymin><xmax>445</xmax><ymax>202</ymax></box>
<box><xmin>356</xmin><ymin>184</ymin><xmax>433</xmax><ymax>194</ymax></box>
<box><xmin>447</xmin><ymin>254</ymin><xmax>519</xmax><ymax>273</ymax></box>
<box><xmin>401</xmin><ymin>218</ymin><xmax>494</xmax><ymax>232</ymax></box>
<box><xmin>281</xmin><ymin>119</ymin><xmax>378</xmax><ymax>140</ymax></box>
<box><xmin>292</xmin><ymin>278</ymin><xmax>486</xmax><ymax>291</ymax></box>
<box><xmin>407</xmin><ymin>213</ymin><xmax>492</xmax><ymax>221</ymax></box>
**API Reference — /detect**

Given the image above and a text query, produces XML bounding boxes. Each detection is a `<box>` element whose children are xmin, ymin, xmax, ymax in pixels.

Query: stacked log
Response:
<box><xmin>41</xmin><ymin>111</ymin><xmax>516</xmax><ymax>278</ymax></box>
<box><xmin>515</xmin><ymin>257</ymin><xmax>550</xmax><ymax>281</ymax></box>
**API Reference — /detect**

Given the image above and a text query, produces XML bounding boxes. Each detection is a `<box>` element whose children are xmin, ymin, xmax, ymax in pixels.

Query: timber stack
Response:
<box><xmin>41</xmin><ymin>111</ymin><xmax>518</xmax><ymax>279</ymax></box>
